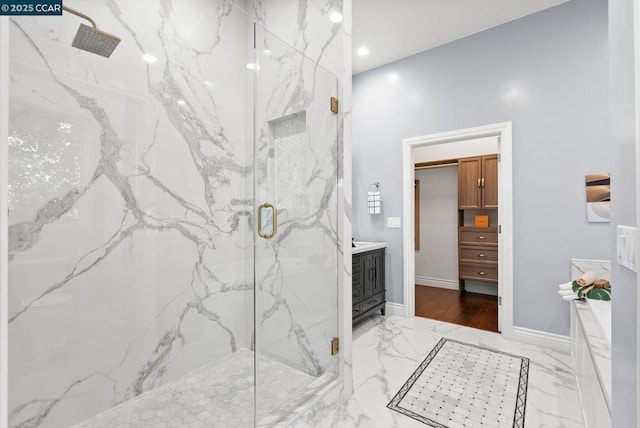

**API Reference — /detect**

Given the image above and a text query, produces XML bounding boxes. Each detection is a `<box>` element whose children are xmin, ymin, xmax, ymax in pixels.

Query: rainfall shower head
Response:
<box><xmin>63</xmin><ymin>5</ymin><xmax>121</xmax><ymax>58</ymax></box>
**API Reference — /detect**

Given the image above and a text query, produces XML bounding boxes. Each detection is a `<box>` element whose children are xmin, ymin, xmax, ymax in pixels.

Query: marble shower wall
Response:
<box><xmin>7</xmin><ymin>2</ymin><xmax>254</xmax><ymax>427</ymax></box>
<box><xmin>6</xmin><ymin>0</ymin><xmax>351</xmax><ymax>426</ymax></box>
<box><xmin>248</xmin><ymin>0</ymin><xmax>345</xmax><ymax>78</ymax></box>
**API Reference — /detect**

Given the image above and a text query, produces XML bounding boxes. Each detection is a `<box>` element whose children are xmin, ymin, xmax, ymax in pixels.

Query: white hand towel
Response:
<box><xmin>558</xmin><ymin>281</ymin><xmax>573</xmax><ymax>291</ymax></box>
<box><xmin>367</xmin><ymin>191</ymin><xmax>381</xmax><ymax>215</ymax></box>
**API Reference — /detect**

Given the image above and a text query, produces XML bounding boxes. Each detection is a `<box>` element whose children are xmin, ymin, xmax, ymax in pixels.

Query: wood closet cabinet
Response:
<box><xmin>458</xmin><ymin>155</ymin><xmax>498</xmax><ymax>209</ymax></box>
<box><xmin>458</xmin><ymin>227</ymin><xmax>498</xmax><ymax>285</ymax></box>
<box><xmin>457</xmin><ymin>154</ymin><xmax>499</xmax><ymax>295</ymax></box>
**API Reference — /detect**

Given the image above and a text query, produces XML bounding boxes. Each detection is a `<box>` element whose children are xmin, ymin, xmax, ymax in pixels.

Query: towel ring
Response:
<box><xmin>368</xmin><ymin>182</ymin><xmax>380</xmax><ymax>193</ymax></box>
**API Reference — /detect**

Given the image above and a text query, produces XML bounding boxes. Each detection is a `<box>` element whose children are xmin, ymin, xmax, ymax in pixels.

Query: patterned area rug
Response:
<box><xmin>388</xmin><ymin>338</ymin><xmax>529</xmax><ymax>428</ymax></box>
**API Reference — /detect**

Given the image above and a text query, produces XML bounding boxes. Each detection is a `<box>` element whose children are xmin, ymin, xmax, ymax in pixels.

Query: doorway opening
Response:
<box><xmin>414</xmin><ymin>152</ymin><xmax>498</xmax><ymax>332</ymax></box>
<box><xmin>402</xmin><ymin>122</ymin><xmax>514</xmax><ymax>336</ymax></box>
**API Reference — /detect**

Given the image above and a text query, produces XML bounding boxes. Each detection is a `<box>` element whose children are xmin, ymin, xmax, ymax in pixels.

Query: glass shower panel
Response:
<box><xmin>7</xmin><ymin>2</ymin><xmax>255</xmax><ymax>427</ymax></box>
<box><xmin>253</xmin><ymin>25</ymin><xmax>340</xmax><ymax>424</ymax></box>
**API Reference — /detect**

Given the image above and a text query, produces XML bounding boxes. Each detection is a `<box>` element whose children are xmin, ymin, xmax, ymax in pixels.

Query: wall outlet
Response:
<box><xmin>616</xmin><ymin>226</ymin><xmax>637</xmax><ymax>272</ymax></box>
<box><xmin>387</xmin><ymin>217</ymin><xmax>402</xmax><ymax>228</ymax></box>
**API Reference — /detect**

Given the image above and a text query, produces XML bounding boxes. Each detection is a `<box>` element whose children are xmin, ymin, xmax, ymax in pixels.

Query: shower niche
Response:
<box><xmin>268</xmin><ymin>111</ymin><xmax>309</xmax><ymax>217</ymax></box>
<box><xmin>4</xmin><ymin>2</ymin><xmax>344</xmax><ymax>427</ymax></box>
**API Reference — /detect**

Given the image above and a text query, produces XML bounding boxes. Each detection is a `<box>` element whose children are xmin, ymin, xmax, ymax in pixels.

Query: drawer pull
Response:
<box><xmin>478</xmin><ymin>271</ymin><xmax>487</xmax><ymax>276</ymax></box>
<box><xmin>477</xmin><ymin>254</ymin><xmax>486</xmax><ymax>258</ymax></box>
<box><xmin>476</xmin><ymin>235</ymin><xmax>487</xmax><ymax>240</ymax></box>
<box><xmin>368</xmin><ymin>300</ymin><xmax>378</xmax><ymax>305</ymax></box>
<box><xmin>352</xmin><ymin>309</ymin><xmax>359</xmax><ymax>315</ymax></box>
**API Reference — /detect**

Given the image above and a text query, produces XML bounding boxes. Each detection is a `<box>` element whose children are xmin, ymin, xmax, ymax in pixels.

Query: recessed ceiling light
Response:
<box><xmin>356</xmin><ymin>47</ymin><xmax>369</xmax><ymax>57</ymax></box>
<box><xmin>329</xmin><ymin>11</ymin><xmax>343</xmax><ymax>23</ymax></box>
<box><xmin>263</xmin><ymin>49</ymin><xmax>272</xmax><ymax>56</ymax></box>
<box><xmin>246</xmin><ymin>63</ymin><xmax>260</xmax><ymax>70</ymax></box>
<box><xmin>142</xmin><ymin>54</ymin><xmax>158</xmax><ymax>63</ymax></box>
<box><xmin>177</xmin><ymin>100</ymin><xmax>186</xmax><ymax>106</ymax></box>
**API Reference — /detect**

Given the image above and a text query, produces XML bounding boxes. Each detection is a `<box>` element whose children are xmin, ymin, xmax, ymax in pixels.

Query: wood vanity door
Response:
<box><xmin>361</xmin><ymin>254</ymin><xmax>374</xmax><ymax>298</ymax></box>
<box><xmin>371</xmin><ymin>250</ymin><xmax>384</xmax><ymax>296</ymax></box>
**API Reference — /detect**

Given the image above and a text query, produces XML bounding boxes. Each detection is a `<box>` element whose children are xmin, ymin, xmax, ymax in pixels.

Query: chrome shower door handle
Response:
<box><xmin>258</xmin><ymin>203</ymin><xmax>277</xmax><ymax>239</ymax></box>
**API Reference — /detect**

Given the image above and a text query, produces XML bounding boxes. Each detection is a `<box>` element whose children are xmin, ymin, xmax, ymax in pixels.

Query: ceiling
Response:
<box><xmin>352</xmin><ymin>0</ymin><xmax>569</xmax><ymax>75</ymax></box>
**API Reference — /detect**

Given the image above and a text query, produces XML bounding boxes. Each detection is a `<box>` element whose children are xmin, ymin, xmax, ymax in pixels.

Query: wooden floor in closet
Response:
<box><xmin>415</xmin><ymin>285</ymin><xmax>499</xmax><ymax>333</ymax></box>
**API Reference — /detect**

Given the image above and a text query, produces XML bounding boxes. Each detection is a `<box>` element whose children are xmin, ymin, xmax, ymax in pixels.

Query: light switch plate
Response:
<box><xmin>616</xmin><ymin>225</ymin><xmax>637</xmax><ymax>272</ymax></box>
<box><xmin>387</xmin><ymin>217</ymin><xmax>401</xmax><ymax>228</ymax></box>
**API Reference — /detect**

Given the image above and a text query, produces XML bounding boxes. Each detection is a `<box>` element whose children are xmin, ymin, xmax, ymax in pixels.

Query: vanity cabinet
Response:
<box><xmin>352</xmin><ymin>248</ymin><xmax>385</xmax><ymax>324</ymax></box>
<box><xmin>458</xmin><ymin>155</ymin><xmax>498</xmax><ymax>209</ymax></box>
<box><xmin>458</xmin><ymin>227</ymin><xmax>498</xmax><ymax>293</ymax></box>
<box><xmin>571</xmin><ymin>301</ymin><xmax>611</xmax><ymax>428</ymax></box>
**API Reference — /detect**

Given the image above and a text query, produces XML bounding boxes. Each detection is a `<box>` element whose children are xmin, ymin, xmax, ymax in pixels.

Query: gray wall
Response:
<box><xmin>352</xmin><ymin>0</ymin><xmax>610</xmax><ymax>335</ymax></box>
<box><xmin>415</xmin><ymin>167</ymin><xmax>459</xmax><ymax>286</ymax></box>
<box><xmin>609</xmin><ymin>0</ymin><xmax>638</xmax><ymax>426</ymax></box>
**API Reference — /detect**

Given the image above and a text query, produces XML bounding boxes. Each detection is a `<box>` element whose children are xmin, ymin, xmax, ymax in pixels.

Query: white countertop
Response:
<box><xmin>352</xmin><ymin>241</ymin><xmax>387</xmax><ymax>254</ymax></box>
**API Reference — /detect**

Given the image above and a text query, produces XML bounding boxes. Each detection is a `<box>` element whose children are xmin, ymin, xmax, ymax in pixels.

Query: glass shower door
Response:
<box><xmin>253</xmin><ymin>25</ymin><xmax>340</xmax><ymax>424</ymax></box>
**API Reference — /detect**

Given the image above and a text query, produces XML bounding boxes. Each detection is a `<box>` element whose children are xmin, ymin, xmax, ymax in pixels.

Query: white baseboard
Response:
<box><xmin>415</xmin><ymin>276</ymin><xmax>458</xmax><ymax>290</ymax></box>
<box><xmin>385</xmin><ymin>302</ymin><xmax>406</xmax><ymax>317</ymax></box>
<box><xmin>507</xmin><ymin>326</ymin><xmax>570</xmax><ymax>353</ymax></box>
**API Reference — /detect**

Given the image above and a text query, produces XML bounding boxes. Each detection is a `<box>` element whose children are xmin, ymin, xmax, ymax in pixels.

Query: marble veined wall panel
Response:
<box><xmin>8</xmin><ymin>1</ymin><xmax>254</xmax><ymax>427</ymax></box>
<box><xmin>247</xmin><ymin>0</ymin><xmax>345</xmax><ymax>78</ymax></box>
<box><xmin>570</xmin><ymin>258</ymin><xmax>612</xmax><ymax>282</ymax></box>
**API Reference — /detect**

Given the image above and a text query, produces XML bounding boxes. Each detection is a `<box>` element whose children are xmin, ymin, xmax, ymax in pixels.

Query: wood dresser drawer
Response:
<box><xmin>459</xmin><ymin>246</ymin><xmax>498</xmax><ymax>263</ymax></box>
<box><xmin>361</xmin><ymin>292</ymin><xmax>385</xmax><ymax>312</ymax></box>
<box><xmin>459</xmin><ymin>227</ymin><xmax>498</xmax><ymax>246</ymax></box>
<box><xmin>459</xmin><ymin>262</ymin><xmax>498</xmax><ymax>283</ymax></box>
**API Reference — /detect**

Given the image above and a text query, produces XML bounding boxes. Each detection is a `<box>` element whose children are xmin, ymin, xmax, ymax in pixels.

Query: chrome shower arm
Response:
<box><xmin>63</xmin><ymin>5</ymin><xmax>99</xmax><ymax>30</ymax></box>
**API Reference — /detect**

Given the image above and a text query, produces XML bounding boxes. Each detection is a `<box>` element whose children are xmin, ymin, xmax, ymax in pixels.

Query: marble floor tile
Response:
<box><xmin>388</xmin><ymin>338</ymin><xmax>528</xmax><ymax>428</ymax></box>
<box><xmin>320</xmin><ymin>316</ymin><xmax>585</xmax><ymax>428</ymax></box>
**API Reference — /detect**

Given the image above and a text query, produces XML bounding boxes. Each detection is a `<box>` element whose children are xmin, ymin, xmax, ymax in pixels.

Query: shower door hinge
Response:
<box><xmin>498</xmin><ymin>224</ymin><xmax>502</xmax><ymax>234</ymax></box>
<box><xmin>330</xmin><ymin>97</ymin><xmax>339</xmax><ymax>114</ymax></box>
<box><xmin>331</xmin><ymin>337</ymin><xmax>339</xmax><ymax>355</ymax></box>
<box><xmin>499</xmin><ymin>296</ymin><xmax>502</xmax><ymax>306</ymax></box>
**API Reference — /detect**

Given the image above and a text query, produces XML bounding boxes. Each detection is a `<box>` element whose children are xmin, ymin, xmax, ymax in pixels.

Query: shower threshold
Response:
<box><xmin>71</xmin><ymin>349</ymin><xmax>330</xmax><ymax>428</ymax></box>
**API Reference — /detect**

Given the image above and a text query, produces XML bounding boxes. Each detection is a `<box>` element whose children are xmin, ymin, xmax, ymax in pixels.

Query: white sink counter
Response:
<box><xmin>352</xmin><ymin>241</ymin><xmax>387</xmax><ymax>254</ymax></box>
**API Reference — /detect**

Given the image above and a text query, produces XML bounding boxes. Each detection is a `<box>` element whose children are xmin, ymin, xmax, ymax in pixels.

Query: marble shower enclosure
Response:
<box><xmin>4</xmin><ymin>0</ymin><xmax>350</xmax><ymax>427</ymax></box>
